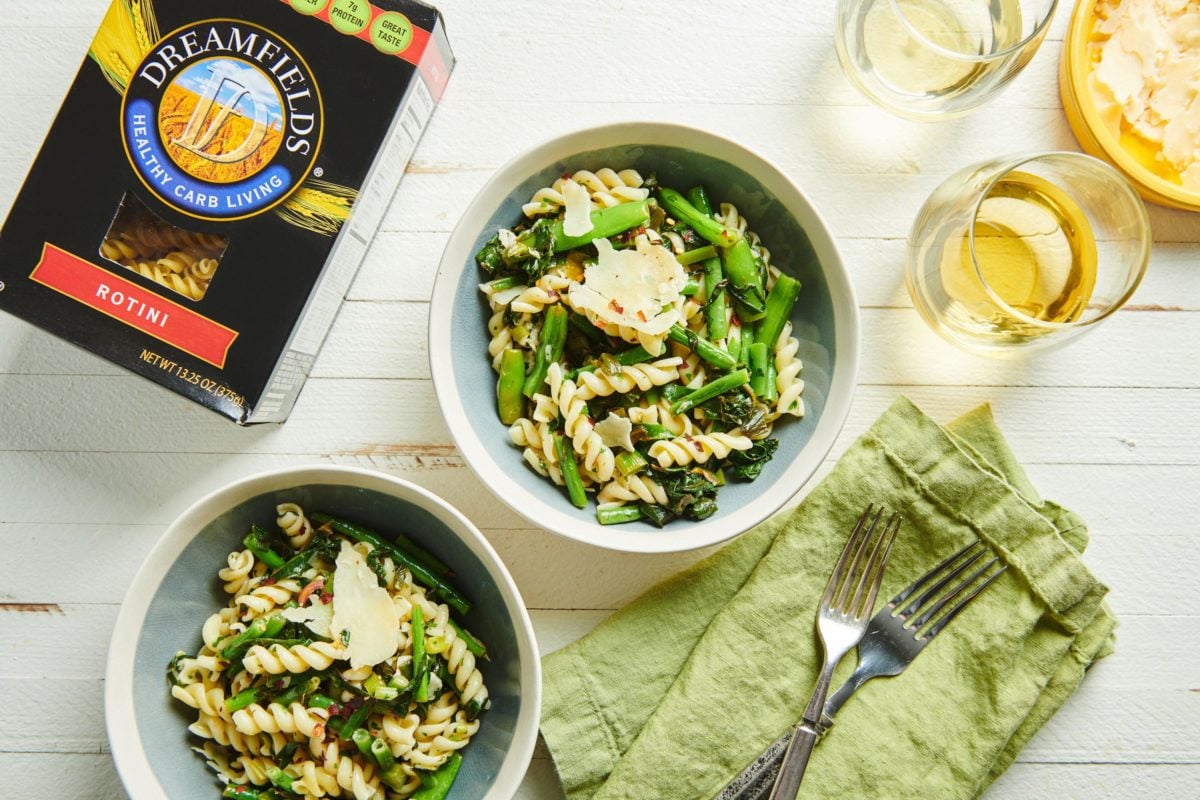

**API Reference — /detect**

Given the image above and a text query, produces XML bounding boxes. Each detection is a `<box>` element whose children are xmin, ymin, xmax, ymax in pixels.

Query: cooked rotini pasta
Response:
<box><xmin>522</xmin><ymin>168</ymin><xmax>649</xmax><ymax>217</ymax></box>
<box><xmin>773</xmin><ymin>321</ymin><xmax>806</xmax><ymax>419</ymax></box>
<box><xmin>476</xmin><ymin>168</ymin><xmax>807</xmax><ymax>526</ymax></box>
<box><xmin>168</xmin><ymin>506</ymin><xmax>489</xmax><ymax>799</ymax></box>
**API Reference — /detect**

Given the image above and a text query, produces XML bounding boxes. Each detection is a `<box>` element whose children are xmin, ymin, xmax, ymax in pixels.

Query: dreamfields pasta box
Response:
<box><xmin>0</xmin><ymin>0</ymin><xmax>453</xmax><ymax>423</ymax></box>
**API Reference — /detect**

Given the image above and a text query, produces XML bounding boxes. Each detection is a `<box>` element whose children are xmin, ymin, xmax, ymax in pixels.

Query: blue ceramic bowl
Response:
<box><xmin>106</xmin><ymin>466</ymin><xmax>540</xmax><ymax>800</ymax></box>
<box><xmin>430</xmin><ymin>123</ymin><xmax>860</xmax><ymax>553</ymax></box>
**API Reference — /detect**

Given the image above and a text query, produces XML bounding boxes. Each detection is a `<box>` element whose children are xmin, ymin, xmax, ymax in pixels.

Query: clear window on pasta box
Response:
<box><xmin>99</xmin><ymin>194</ymin><xmax>228</xmax><ymax>302</ymax></box>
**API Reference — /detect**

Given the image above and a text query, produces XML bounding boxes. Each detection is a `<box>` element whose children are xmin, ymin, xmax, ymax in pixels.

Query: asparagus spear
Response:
<box><xmin>764</xmin><ymin>355</ymin><xmax>779</xmax><ymax>405</ymax></box>
<box><xmin>687</xmin><ymin>186</ymin><xmax>713</xmax><ymax>215</ymax></box>
<box><xmin>218</xmin><ymin>615</ymin><xmax>286</xmax><ymax>660</ymax></box>
<box><xmin>570</xmin><ymin>345</ymin><xmax>654</xmax><ymax>379</ymax></box>
<box><xmin>670</xmin><ymin>370</ymin><xmax>751</xmax><ymax>415</ymax></box>
<box><xmin>748</xmin><ymin>343</ymin><xmax>770</xmax><ymax>397</ymax></box>
<box><xmin>243</xmin><ymin>525</ymin><xmax>286</xmax><ymax>570</ymax></box>
<box><xmin>686</xmin><ymin>186</ymin><xmax>730</xmax><ymax>341</ymax></box>
<box><xmin>552</xmin><ymin>200</ymin><xmax>651</xmax><ymax>251</ymax></box>
<box><xmin>597</xmin><ymin>505</ymin><xmax>644</xmax><ymax>525</ymax></box>
<box><xmin>676</xmin><ymin>245</ymin><xmax>718</xmax><ymax>266</ymax></box>
<box><xmin>755</xmin><ymin>273</ymin><xmax>802</xmax><ymax>350</ymax></box>
<box><xmin>667</xmin><ymin>325</ymin><xmax>736</xmax><ymax>370</ymax></box>
<box><xmin>522</xmin><ymin>305</ymin><xmax>567</xmax><ymax>398</ymax></box>
<box><xmin>371</xmin><ymin>737</ymin><xmax>413</xmax><ymax>792</ymax></box>
<box><xmin>496</xmin><ymin>349</ymin><xmax>526</xmax><ymax>425</ymax></box>
<box><xmin>658</xmin><ymin>188</ymin><xmax>741</xmax><ymax>247</ymax></box>
<box><xmin>264</xmin><ymin>766</ymin><xmax>297</xmax><ymax>794</ymax></box>
<box><xmin>615</xmin><ymin>450</ymin><xmax>648</xmax><ymax>477</ymax></box>
<box><xmin>555</xmin><ymin>434</ymin><xmax>589</xmax><ymax>509</ymax></box>
<box><xmin>310</xmin><ymin>513</ymin><xmax>469</xmax><ymax>615</ymax></box>
<box><xmin>722</xmin><ymin>239</ymin><xmax>766</xmax><ymax>321</ymax></box>
<box><xmin>412</xmin><ymin>603</ymin><xmax>429</xmax><ymax>703</ymax></box>
<box><xmin>448</xmin><ymin>618</ymin><xmax>488</xmax><ymax>659</ymax></box>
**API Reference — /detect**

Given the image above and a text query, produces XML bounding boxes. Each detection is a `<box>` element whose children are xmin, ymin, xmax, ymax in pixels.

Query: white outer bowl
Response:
<box><xmin>430</xmin><ymin>122</ymin><xmax>860</xmax><ymax>554</ymax></box>
<box><xmin>105</xmin><ymin>465</ymin><xmax>540</xmax><ymax>800</ymax></box>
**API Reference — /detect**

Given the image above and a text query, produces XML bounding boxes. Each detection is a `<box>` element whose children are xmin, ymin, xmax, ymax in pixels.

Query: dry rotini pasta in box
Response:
<box><xmin>0</xmin><ymin>0</ymin><xmax>453</xmax><ymax>422</ymax></box>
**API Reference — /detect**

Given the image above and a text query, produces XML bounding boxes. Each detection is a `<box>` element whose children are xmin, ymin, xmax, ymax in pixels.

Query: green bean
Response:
<box><xmin>351</xmin><ymin>728</ymin><xmax>374</xmax><ymax>756</ymax></box>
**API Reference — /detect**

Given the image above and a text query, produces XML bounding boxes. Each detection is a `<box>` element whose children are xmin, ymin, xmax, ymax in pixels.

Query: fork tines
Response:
<box><xmin>889</xmin><ymin>541</ymin><xmax>1008</xmax><ymax>641</ymax></box>
<box><xmin>826</xmin><ymin>505</ymin><xmax>903</xmax><ymax>619</ymax></box>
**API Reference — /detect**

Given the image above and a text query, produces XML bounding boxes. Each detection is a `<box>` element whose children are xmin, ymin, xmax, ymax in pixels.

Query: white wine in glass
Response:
<box><xmin>907</xmin><ymin>153</ymin><xmax>1150</xmax><ymax>355</ymax></box>
<box><xmin>837</xmin><ymin>0</ymin><xmax>1056</xmax><ymax>118</ymax></box>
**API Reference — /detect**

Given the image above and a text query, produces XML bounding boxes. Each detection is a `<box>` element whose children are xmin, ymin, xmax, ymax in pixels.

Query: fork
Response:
<box><xmin>766</xmin><ymin>505</ymin><xmax>901</xmax><ymax>800</ymax></box>
<box><xmin>716</xmin><ymin>541</ymin><xmax>1007</xmax><ymax>800</ymax></box>
<box><xmin>817</xmin><ymin>540</ymin><xmax>1007</xmax><ymax>731</ymax></box>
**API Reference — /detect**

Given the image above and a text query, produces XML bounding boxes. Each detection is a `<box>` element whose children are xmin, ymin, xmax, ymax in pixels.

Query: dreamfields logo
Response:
<box><xmin>122</xmin><ymin>20</ymin><xmax>323</xmax><ymax>220</ymax></box>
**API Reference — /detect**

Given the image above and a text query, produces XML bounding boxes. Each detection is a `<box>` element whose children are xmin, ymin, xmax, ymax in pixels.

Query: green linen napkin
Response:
<box><xmin>540</xmin><ymin>397</ymin><xmax>1117</xmax><ymax>800</ymax></box>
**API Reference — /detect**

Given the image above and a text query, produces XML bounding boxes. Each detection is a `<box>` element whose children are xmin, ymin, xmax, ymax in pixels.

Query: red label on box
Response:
<box><xmin>29</xmin><ymin>244</ymin><xmax>239</xmax><ymax>369</ymax></box>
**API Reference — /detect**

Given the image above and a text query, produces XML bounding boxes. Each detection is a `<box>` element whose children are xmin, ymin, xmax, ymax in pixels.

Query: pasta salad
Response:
<box><xmin>476</xmin><ymin>168</ymin><xmax>805</xmax><ymax>527</ymax></box>
<box><xmin>168</xmin><ymin>505</ymin><xmax>488</xmax><ymax>800</ymax></box>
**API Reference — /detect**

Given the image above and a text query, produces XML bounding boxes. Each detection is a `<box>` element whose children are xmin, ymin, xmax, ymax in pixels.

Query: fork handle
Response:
<box><xmin>766</xmin><ymin>721</ymin><xmax>819</xmax><ymax>799</ymax></box>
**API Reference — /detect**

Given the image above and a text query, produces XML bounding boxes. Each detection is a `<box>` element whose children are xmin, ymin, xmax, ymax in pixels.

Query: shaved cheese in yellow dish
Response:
<box><xmin>331</xmin><ymin>540</ymin><xmax>400</xmax><ymax>669</ymax></box>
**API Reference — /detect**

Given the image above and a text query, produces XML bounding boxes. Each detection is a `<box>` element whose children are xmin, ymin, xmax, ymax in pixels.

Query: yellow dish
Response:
<box><xmin>1060</xmin><ymin>0</ymin><xmax>1200</xmax><ymax>212</ymax></box>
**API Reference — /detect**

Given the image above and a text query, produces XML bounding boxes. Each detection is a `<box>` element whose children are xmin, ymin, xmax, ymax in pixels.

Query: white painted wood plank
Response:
<box><xmin>2</xmin><ymin>615</ymin><xmax>1196</xmax><ymax>768</ymax></box>
<box><xmin>4</xmin><ymin>278</ymin><xmax>1197</xmax><ymax>383</ymax></box>
<box><xmin>0</xmin><ymin>456</ymin><xmax>1196</xmax><ymax>616</ymax></box>
<box><xmin>2</xmin><ymin>753</ymin><xmax>1199</xmax><ymax>800</ymax></box>
<box><xmin>1</xmin><ymin>376</ymin><xmax>1196</xmax><ymax>465</ymax></box>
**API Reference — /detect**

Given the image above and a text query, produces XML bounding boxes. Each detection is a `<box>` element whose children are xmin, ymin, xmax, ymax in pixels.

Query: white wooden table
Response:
<box><xmin>2</xmin><ymin>1</ymin><xmax>1198</xmax><ymax>797</ymax></box>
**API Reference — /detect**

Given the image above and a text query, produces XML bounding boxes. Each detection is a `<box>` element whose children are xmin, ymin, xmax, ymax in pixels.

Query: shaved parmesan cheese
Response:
<box><xmin>279</xmin><ymin>599</ymin><xmax>333</xmax><ymax>638</ymax></box>
<box><xmin>331</xmin><ymin>540</ymin><xmax>400</xmax><ymax>669</ymax></box>
<box><xmin>562</xmin><ymin>179</ymin><xmax>594</xmax><ymax>237</ymax></box>
<box><xmin>568</xmin><ymin>238</ymin><xmax>687</xmax><ymax>336</ymax></box>
<box><xmin>594</xmin><ymin>412</ymin><xmax>635</xmax><ymax>452</ymax></box>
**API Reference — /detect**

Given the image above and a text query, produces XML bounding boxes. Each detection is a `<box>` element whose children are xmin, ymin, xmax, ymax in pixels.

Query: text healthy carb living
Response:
<box><xmin>0</xmin><ymin>0</ymin><xmax>453</xmax><ymax>423</ymax></box>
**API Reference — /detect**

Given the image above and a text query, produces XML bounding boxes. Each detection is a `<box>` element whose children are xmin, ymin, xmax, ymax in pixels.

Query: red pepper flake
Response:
<box><xmin>298</xmin><ymin>577</ymin><xmax>326</xmax><ymax>606</ymax></box>
<box><xmin>636</xmin><ymin>310</ymin><xmax>647</xmax><ymax>323</ymax></box>
<box><xmin>327</xmin><ymin>703</ymin><xmax>342</xmax><ymax>716</ymax></box>
<box><xmin>690</xmin><ymin>437</ymin><xmax>704</xmax><ymax>453</ymax></box>
<box><xmin>319</xmin><ymin>591</ymin><xmax>334</xmax><ymax>605</ymax></box>
<box><xmin>313</xmin><ymin>723</ymin><xmax>326</xmax><ymax>740</ymax></box>
<box><xmin>261</xmin><ymin>577</ymin><xmax>277</xmax><ymax>586</ymax></box>
<box><xmin>609</xmin><ymin>299</ymin><xmax>624</xmax><ymax>314</ymax></box>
